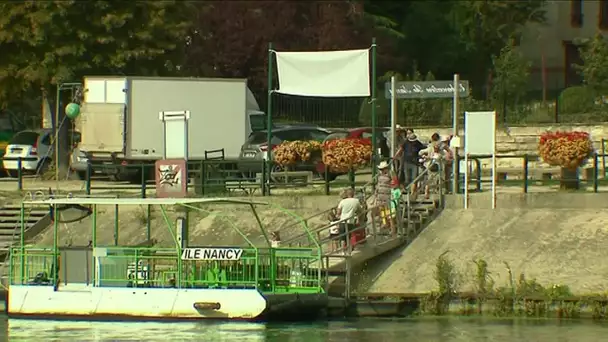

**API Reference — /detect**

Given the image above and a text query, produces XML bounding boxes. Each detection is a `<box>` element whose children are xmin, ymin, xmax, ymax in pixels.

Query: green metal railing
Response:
<box><xmin>459</xmin><ymin>153</ymin><xmax>606</xmax><ymax>193</ymax></box>
<box><xmin>9</xmin><ymin>246</ymin><xmax>324</xmax><ymax>294</ymax></box>
<box><xmin>81</xmin><ymin>159</ymin><xmax>367</xmax><ymax>197</ymax></box>
<box><xmin>9</xmin><ymin>248</ymin><xmax>55</xmax><ymax>285</ymax></box>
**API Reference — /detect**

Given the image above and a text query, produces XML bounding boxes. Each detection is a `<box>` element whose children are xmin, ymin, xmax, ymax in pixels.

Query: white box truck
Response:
<box><xmin>76</xmin><ymin>76</ymin><xmax>266</xmax><ymax>180</ymax></box>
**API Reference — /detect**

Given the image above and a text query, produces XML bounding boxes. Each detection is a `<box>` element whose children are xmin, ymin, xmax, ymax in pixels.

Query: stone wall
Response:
<box><xmin>411</xmin><ymin>124</ymin><xmax>608</xmax><ymax>171</ymax></box>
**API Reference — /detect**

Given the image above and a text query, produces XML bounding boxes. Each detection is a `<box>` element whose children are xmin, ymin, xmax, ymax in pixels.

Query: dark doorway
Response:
<box><xmin>563</xmin><ymin>41</ymin><xmax>583</xmax><ymax>87</ymax></box>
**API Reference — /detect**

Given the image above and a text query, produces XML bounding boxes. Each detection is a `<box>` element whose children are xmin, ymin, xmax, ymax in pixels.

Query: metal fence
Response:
<box><xmin>79</xmin><ymin>159</ymin><xmax>366</xmax><ymax>197</ymax></box>
<box><xmin>5</xmin><ymin>154</ymin><xmax>608</xmax><ymax>195</ymax></box>
<box><xmin>271</xmin><ymin>88</ymin><xmax>608</xmax><ymax>128</ymax></box>
<box><xmin>9</xmin><ymin>246</ymin><xmax>324</xmax><ymax>292</ymax></box>
<box><xmin>460</xmin><ymin>153</ymin><xmax>606</xmax><ymax>194</ymax></box>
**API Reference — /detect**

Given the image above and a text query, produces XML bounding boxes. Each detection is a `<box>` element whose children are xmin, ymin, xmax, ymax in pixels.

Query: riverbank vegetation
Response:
<box><xmin>419</xmin><ymin>252</ymin><xmax>608</xmax><ymax>319</ymax></box>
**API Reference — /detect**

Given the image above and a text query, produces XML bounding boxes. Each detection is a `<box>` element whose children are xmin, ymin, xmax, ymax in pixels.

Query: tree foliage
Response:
<box><xmin>0</xmin><ymin>0</ymin><xmax>551</xmax><ymax>132</ymax></box>
<box><xmin>0</xmin><ymin>1</ymin><xmax>190</xmax><ymax>91</ymax></box>
<box><xmin>576</xmin><ymin>33</ymin><xmax>608</xmax><ymax>91</ymax></box>
<box><xmin>491</xmin><ymin>41</ymin><xmax>531</xmax><ymax>105</ymax></box>
<box><xmin>182</xmin><ymin>1</ymin><xmax>383</xmax><ymax>97</ymax></box>
<box><xmin>0</xmin><ymin>1</ymin><xmax>190</xmax><ymax>174</ymax></box>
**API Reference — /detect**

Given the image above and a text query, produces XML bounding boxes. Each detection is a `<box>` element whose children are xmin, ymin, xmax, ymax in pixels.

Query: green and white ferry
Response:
<box><xmin>7</xmin><ymin>197</ymin><xmax>328</xmax><ymax>321</ymax></box>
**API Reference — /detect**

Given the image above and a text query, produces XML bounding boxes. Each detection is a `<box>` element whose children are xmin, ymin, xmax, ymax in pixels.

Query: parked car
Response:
<box><xmin>70</xmin><ymin>146</ymin><xmax>89</xmax><ymax>179</ymax></box>
<box><xmin>315</xmin><ymin>127</ymin><xmax>391</xmax><ymax>180</ymax></box>
<box><xmin>238</xmin><ymin>126</ymin><xmax>332</xmax><ymax>178</ymax></box>
<box><xmin>274</xmin><ymin>123</ymin><xmax>321</xmax><ymax>129</ymax></box>
<box><xmin>2</xmin><ymin>129</ymin><xmax>81</xmax><ymax>177</ymax></box>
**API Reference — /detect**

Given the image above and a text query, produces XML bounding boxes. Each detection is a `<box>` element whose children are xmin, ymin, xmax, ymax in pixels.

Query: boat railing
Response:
<box><xmin>9</xmin><ymin>245</ymin><xmax>324</xmax><ymax>293</ymax></box>
<box><xmin>8</xmin><ymin>247</ymin><xmax>55</xmax><ymax>286</ymax></box>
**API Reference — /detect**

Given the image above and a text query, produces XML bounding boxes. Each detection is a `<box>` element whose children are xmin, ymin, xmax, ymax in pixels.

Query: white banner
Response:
<box><xmin>181</xmin><ymin>248</ymin><xmax>243</xmax><ymax>261</ymax></box>
<box><xmin>275</xmin><ymin>49</ymin><xmax>370</xmax><ymax>97</ymax></box>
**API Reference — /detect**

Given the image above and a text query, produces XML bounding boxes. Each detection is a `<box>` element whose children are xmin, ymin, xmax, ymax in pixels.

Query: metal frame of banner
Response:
<box><xmin>385</xmin><ymin>75</ymin><xmax>470</xmax><ymax>194</ymax></box>
<box><xmin>266</xmin><ymin>40</ymin><xmax>378</xmax><ymax>193</ymax></box>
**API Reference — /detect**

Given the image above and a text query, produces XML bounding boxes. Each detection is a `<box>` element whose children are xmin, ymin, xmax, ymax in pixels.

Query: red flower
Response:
<box><xmin>538</xmin><ymin>130</ymin><xmax>594</xmax><ymax>170</ymax></box>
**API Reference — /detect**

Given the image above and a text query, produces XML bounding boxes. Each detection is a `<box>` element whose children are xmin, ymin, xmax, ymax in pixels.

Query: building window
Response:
<box><xmin>571</xmin><ymin>0</ymin><xmax>583</xmax><ymax>27</ymax></box>
<box><xmin>601</xmin><ymin>0</ymin><xmax>608</xmax><ymax>29</ymax></box>
<box><xmin>563</xmin><ymin>41</ymin><xmax>583</xmax><ymax>87</ymax></box>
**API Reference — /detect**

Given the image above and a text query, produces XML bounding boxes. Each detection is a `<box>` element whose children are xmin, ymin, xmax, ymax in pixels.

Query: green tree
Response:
<box><xmin>401</xmin><ymin>0</ymin><xmax>546</xmax><ymax>91</ymax></box>
<box><xmin>576</xmin><ymin>32</ymin><xmax>608</xmax><ymax>91</ymax></box>
<box><xmin>490</xmin><ymin>41</ymin><xmax>531</xmax><ymax>115</ymax></box>
<box><xmin>395</xmin><ymin>1</ymin><xmax>463</xmax><ymax>78</ymax></box>
<box><xmin>184</xmin><ymin>1</ymin><xmax>396</xmax><ymax>105</ymax></box>
<box><xmin>0</xmin><ymin>1</ymin><xmax>190</xmax><ymax>176</ymax></box>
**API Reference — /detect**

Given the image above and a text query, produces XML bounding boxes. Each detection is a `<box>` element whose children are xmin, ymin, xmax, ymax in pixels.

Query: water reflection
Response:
<box><xmin>8</xmin><ymin>320</ymin><xmax>268</xmax><ymax>341</ymax></box>
<box><xmin>4</xmin><ymin>317</ymin><xmax>608</xmax><ymax>341</ymax></box>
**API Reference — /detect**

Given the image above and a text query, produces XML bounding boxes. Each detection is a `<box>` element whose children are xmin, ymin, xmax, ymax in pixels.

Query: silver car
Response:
<box><xmin>238</xmin><ymin>126</ymin><xmax>331</xmax><ymax>175</ymax></box>
<box><xmin>70</xmin><ymin>146</ymin><xmax>90</xmax><ymax>179</ymax></box>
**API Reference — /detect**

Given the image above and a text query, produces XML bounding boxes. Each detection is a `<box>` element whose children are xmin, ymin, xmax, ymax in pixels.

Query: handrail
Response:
<box><xmin>282</xmin><ymin>214</ymin><xmax>356</xmax><ymax>247</ymax></box>
<box><xmin>288</xmin><ymin>162</ymin><xmax>445</xmax><ymax>258</ymax></box>
<box><xmin>404</xmin><ymin>160</ymin><xmax>444</xmax><ymax>236</ymax></box>
<box><xmin>275</xmin><ymin>159</ymin><xmax>397</xmax><ymax>240</ymax></box>
<box><xmin>286</xmin><ymin>160</ymin><xmax>444</xmax><ymax>250</ymax></box>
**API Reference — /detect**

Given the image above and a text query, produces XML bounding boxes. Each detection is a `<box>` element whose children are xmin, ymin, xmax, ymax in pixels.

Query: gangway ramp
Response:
<box><xmin>322</xmin><ymin>197</ymin><xmax>442</xmax><ymax>295</ymax></box>
<box><xmin>282</xmin><ymin>194</ymin><xmax>442</xmax><ymax>296</ymax></box>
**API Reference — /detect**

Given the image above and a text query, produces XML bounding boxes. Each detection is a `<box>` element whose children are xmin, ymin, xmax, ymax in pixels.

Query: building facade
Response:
<box><xmin>519</xmin><ymin>0</ymin><xmax>608</xmax><ymax>91</ymax></box>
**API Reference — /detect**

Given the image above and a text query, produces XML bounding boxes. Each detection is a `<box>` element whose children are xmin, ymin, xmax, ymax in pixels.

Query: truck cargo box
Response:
<box><xmin>78</xmin><ymin>77</ymin><xmax>261</xmax><ymax>160</ymax></box>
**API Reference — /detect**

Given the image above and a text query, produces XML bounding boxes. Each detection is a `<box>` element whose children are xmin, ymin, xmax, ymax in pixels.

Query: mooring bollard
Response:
<box><xmin>593</xmin><ymin>152</ymin><xmax>599</xmax><ymax>193</ymax></box>
<box><xmin>324</xmin><ymin>168</ymin><xmax>330</xmax><ymax>196</ymax></box>
<box><xmin>17</xmin><ymin>158</ymin><xmax>23</xmax><ymax>191</ymax></box>
<box><xmin>140</xmin><ymin>165</ymin><xmax>147</xmax><ymax>199</ymax></box>
<box><xmin>85</xmin><ymin>163</ymin><xmax>92</xmax><ymax>195</ymax></box>
<box><xmin>348</xmin><ymin>169</ymin><xmax>355</xmax><ymax>190</ymax></box>
<box><xmin>523</xmin><ymin>154</ymin><xmax>529</xmax><ymax>194</ymax></box>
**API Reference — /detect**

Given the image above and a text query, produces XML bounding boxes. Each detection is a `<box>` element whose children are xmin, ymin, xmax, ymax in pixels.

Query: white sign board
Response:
<box><xmin>464</xmin><ymin>111</ymin><xmax>496</xmax><ymax>155</ymax></box>
<box><xmin>464</xmin><ymin>111</ymin><xmax>497</xmax><ymax>209</ymax></box>
<box><xmin>181</xmin><ymin>248</ymin><xmax>243</xmax><ymax>261</ymax></box>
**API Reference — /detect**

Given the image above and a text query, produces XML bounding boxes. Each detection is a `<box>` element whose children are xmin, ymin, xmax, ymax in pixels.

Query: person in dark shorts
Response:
<box><xmin>395</xmin><ymin>128</ymin><xmax>425</xmax><ymax>191</ymax></box>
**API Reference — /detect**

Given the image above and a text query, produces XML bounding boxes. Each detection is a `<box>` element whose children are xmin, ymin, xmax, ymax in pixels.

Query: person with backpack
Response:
<box><xmin>420</xmin><ymin>133</ymin><xmax>449</xmax><ymax>199</ymax></box>
<box><xmin>394</xmin><ymin>128</ymin><xmax>425</xmax><ymax>194</ymax></box>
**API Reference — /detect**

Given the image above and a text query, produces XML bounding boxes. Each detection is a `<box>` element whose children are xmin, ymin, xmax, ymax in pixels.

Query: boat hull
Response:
<box><xmin>261</xmin><ymin>293</ymin><xmax>329</xmax><ymax>321</ymax></box>
<box><xmin>8</xmin><ymin>285</ymin><xmax>267</xmax><ymax>320</ymax></box>
<box><xmin>7</xmin><ymin>285</ymin><xmax>329</xmax><ymax>321</ymax></box>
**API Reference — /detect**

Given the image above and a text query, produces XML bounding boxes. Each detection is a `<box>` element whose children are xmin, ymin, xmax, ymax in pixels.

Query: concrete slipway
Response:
<box><xmin>365</xmin><ymin>193</ymin><xmax>608</xmax><ymax>295</ymax></box>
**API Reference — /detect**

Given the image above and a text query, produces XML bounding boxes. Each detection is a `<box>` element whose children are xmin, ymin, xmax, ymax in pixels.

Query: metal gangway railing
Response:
<box><xmin>275</xmin><ymin>159</ymin><xmax>446</xmax><ymax>260</ymax></box>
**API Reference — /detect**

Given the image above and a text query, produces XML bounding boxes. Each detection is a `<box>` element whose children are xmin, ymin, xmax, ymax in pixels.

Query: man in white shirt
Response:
<box><xmin>337</xmin><ymin>188</ymin><xmax>361</xmax><ymax>250</ymax></box>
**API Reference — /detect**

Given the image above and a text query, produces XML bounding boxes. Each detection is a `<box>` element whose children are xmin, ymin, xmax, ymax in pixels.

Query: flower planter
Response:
<box><xmin>322</xmin><ymin>138</ymin><xmax>372</xmax><ymax>173</ymax></box>
<box><xmin>560</xmin><ymin>167</ymin><xmax>580</xmax><ymax>190</ymax></box>
<box><xmin>538</xmin><ymin>131</ymin><xmax>594</xmax><ymax>191</ymax></box>
<box><xmin>273</xmin><ymin>140</ymin><xmax>322</xmax><ymax>167</ymax></box>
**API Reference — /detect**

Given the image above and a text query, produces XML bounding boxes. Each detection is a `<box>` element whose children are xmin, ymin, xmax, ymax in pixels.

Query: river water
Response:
<box><xmin>3</xmin><ymin>316</ymin><xmax>608</xmax><ymax>341</ymax></box>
